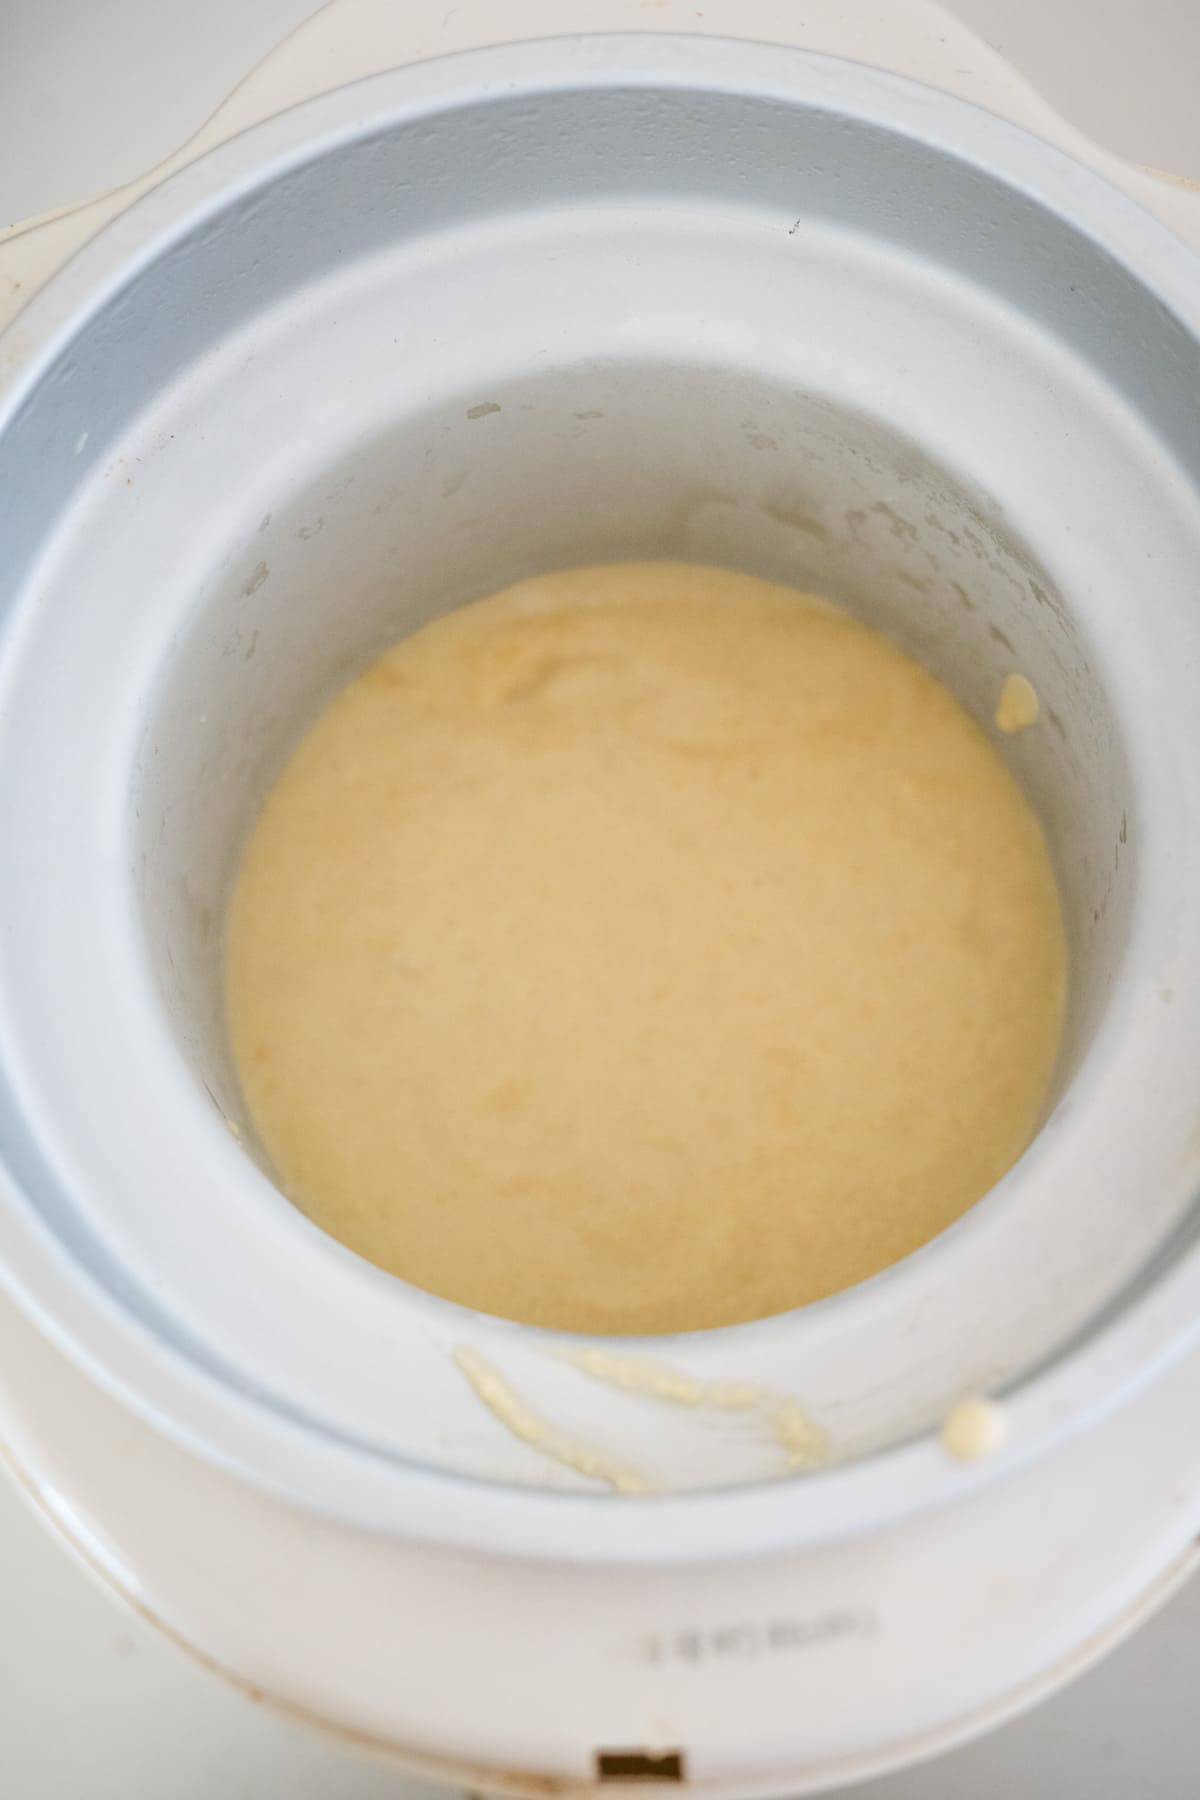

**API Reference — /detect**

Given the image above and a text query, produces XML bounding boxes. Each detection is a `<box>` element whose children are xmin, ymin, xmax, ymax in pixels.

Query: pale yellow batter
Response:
<box><xmin>227</xmin><ymin>563</ymin><xmax>1066</xmax><ymax>1335</ymax></box>
<box><xmin>940</xmin><ymin>1395</ymin><xmax>1008</xmax><ymax>1462</ymax></box>
<box><xmin>995</xmin><ymin>672</ymin><xmax>1040</xmax><ymax>735</ymax></box>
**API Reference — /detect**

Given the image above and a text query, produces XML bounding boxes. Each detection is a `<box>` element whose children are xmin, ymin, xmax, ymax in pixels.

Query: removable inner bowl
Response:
<box><xmin>2</xmin><ymin>39</ymin><xmax>1200</xmax><ymax>1540</ymax></box>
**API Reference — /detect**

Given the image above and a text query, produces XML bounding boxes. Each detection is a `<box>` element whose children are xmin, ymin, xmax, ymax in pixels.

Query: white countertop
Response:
<box><xmin>3</xmin><ymin>3</ymin><xmax>1199</xmax><ymax>1794</ymax></box>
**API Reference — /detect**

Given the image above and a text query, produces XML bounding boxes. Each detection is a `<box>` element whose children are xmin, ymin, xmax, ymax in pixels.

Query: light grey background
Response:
<box><xmin>2</xmin><ymin>2</ymin><xmax>1199</xmax><ymax>1795</ymax></box>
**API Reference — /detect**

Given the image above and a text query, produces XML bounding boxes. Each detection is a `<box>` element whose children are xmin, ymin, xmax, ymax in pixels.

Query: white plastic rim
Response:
<box><xmin>1</xmin><ymin>35</ymin><xmax>1200</xmax><ymax>1563</ymax></box>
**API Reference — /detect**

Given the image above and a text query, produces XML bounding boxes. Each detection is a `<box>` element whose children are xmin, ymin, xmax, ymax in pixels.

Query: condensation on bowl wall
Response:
<box><xmin>3</xmin><ymin>3</ymin><xmax>1200</xmax><ymax>1794</ymax></box>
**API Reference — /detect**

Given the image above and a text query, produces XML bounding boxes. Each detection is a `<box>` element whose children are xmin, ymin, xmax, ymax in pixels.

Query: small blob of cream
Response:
<box><xmin>996</xmin><ymin>672</ymin><xmax>1040</xmax><ymax>734</ymax></box>
<box><xmin>940</xmin><ymin>1395</ymin><xmax>1007</xmax><ymax>1462</ymax></box>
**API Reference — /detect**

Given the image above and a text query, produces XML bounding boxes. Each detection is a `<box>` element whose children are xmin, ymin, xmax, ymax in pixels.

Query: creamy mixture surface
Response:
<box><xmin>227</xmin><ymin>563</ymin><xmax>1066</xmax><ymax>1334</ymax></box>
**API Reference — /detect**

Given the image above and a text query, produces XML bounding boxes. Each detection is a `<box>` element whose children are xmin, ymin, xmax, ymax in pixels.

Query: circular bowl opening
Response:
<box><xmin>2</xmin><ymin>39</ymin><xmax>1200</xmax><ymax>1548</ymax></box>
